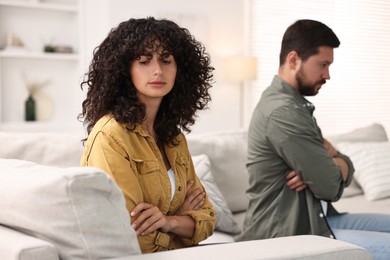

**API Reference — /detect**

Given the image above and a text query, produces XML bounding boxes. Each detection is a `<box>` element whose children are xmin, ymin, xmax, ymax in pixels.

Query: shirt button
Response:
<box><xmin>330</xmin><ymin>235</ymin><xmax>334</xmax><ymax>239</ymax></box>
<box><xmin>178</xmin><ymin>186</ymin><xmax>182</xmax><ymax>191</ymax></box>
<box><xmin>210</xmin><ymin>212</ymin><xmax>214</xmax><ymax>217</ymax></box>
<box><xmin>319</xmin><ymin>213</ymin><xmax>324</xmax><ymax>218</ymax></box>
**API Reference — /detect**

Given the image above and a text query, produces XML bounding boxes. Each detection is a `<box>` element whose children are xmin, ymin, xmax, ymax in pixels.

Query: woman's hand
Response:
<box><xmin>131</xmin><ymin>202</ymin><xmax>196</xmax><ymax>239</ymax></box>
<box><xmin>286</xmin><ymin>170</ymin><xmax>307</xmax><ymax>192</ymax></box>
<box><xmin>176</xmin><ymin>180</ymin><xmax>205</xmax><ymax>215</ymax></box>
<box><xmin>131</xmin><ymin>203</ymin><xmax>170</xmax><ymax>236</ymax></box>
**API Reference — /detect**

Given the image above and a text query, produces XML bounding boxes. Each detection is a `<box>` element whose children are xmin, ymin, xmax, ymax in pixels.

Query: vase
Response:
<box><xmin>25</xmin><ymin>95</ymin><xmax>36</xmax><ymax>121</ymax></box>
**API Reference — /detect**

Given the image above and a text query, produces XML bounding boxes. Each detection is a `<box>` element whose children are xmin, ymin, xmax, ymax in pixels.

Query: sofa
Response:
<box><xmin>1</xmin><ymin>123</ymin><xmax>387</xmax><ymax>259</ymax></box>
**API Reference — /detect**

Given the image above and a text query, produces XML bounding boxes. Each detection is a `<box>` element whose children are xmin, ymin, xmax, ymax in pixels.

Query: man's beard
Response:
<box><xmin>295</xmin><ymin>68</ymin><xmax>326</xmax><ymax>96</ymax></box>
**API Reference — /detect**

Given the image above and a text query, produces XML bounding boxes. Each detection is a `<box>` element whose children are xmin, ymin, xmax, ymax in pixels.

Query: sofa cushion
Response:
<box><xmin>327</xmin><ymin>123</ymin><xmax>388</xmax><ymax>145</ymax></box>
<box><xmin>337</xmin><ymin>142</ymin><xmax>390</xmax><ymax>201</ymax></box>
<box><xmin>187</xmin><ymin>130</ymin><xmax>249</xmax><ymax>213</ymax></box>
<box><xmin>341</xmin><ymin>179</ymin><xmax>364</xmax><ymax>198</ymax></box>
<box><xmin>118</xmin><ymin>235</ymin><xmax>372</xmax><ymax>260</ymax></box>
<box><xmin>192</xmin><ymin>154</ymin><xmax>240</xmax><ymax>234</ymax></box>
<box><xmin>0</xmin><ymin>225</ymin><xmax>59</xmax><ymax>260</ymax></box>
<box><xmin>0</xmin><ymin>132</ymin><xmax>84</xmax><ymax>167</ymax></box>
<box><xmin>334</xmin><ymin>193</ymin><xmax>390</xmax><ymax>215</ymax></box>
<box><xmin>0</xmin><ymin>159</ymin><xmax>141</xmax><ymax>260</ymax></box>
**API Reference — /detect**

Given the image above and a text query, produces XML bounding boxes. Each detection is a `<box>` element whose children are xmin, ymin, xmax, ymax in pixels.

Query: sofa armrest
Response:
<box><xmin>0</xmin><ymin>225</ymin><xmax>59</xmax><ymax>260</ymax></box>
<box><xmin>109</xmin><ymin>235</ymin><xmax>371</xmax><ymax>260</ymax></box>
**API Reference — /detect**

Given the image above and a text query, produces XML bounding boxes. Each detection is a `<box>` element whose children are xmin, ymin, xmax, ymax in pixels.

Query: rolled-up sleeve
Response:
<box><xmin>173</xmin><ymin>146</ymin><xmax>216</xmax><ymax>246</ymax></box>
<box><xmin>178</xmin><ymin>200</ymin><xmax>216</xmax><ymax>245</ymax></box>
<box><xmin>335</xmin><ymin>151</ymin><xmax>355</xmax><ymax>186</ymax></box>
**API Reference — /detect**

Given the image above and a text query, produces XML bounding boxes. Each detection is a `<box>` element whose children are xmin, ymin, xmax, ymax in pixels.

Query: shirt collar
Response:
<box><xmin>273</xmin><ymin>75</ymin><xmax>315</xmax><ymax>114</ymax></box>
<box><xmin>126</xmin><ymin>124</ymin><xmax>149</xmax><ymax>137</ymax></box>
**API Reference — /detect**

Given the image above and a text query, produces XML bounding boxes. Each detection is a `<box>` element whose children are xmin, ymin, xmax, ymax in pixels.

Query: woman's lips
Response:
<box><xmin>149</xmin><ymin>81</ymin><xmax>165</xmax><ymax>88</ymax></box>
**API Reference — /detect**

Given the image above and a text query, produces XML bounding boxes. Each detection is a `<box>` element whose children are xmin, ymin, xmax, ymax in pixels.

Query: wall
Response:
<box><xmin>83</xmin><ymin>0</ymin><xmax>246</xmax><ymax>135</ymax></box>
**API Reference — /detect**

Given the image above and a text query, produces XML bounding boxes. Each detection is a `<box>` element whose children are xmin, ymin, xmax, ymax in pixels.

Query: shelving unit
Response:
<box><xmin>0</xmin><ymin>0</ymin><xmax>78</xmax><ymax>12</ymax></box>
<box><xmin>0</xmin><ymin>51</ymin><xmax>79</xmax><ymax>60</ymax></box>
<box><xmin>0</xmin><ymin>0</ymin><xmax>78</xmax><ymax>11</ymax></box>
<box><xmin>0</xmin><ymin>0</ymin><xmax>83</xmax><ymax>130</ymax></box>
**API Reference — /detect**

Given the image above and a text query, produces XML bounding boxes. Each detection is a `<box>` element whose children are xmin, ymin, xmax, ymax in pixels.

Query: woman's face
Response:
<box><xmin>130</xmin><ymin>48</ymin><xmax>177</xmax><ymax>104</ymax></box>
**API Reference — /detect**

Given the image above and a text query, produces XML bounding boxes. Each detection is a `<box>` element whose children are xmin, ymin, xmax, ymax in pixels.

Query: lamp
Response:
<box><xmin>223</xmin><ymin>56</ymin><xmax>257</xmax><ymax>128</ymax></box>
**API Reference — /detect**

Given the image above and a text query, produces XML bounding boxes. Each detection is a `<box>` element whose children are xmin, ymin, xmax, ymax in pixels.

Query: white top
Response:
<box><xmin>321</xmin><ymin>200</ymin><xmax>328</xmax><ymax>216</ymax></box>
<box><xmin>167</xmin><ymin>168</ymin><xmax>176</xmax><ymax>202</ymax></box>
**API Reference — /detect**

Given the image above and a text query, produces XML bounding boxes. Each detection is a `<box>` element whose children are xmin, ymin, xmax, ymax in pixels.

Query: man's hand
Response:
<box><xmin>176</xmin><ymin>180</ymin><xmax>205</xmax><ymax>215</ymax></box>
<box><xmin>286</xmin><ymin>171</ymin><xmax>307</xmax><ymax>192</ymax></box>
<box><xmin>130</xmin><ymin>203</ymin><xmax>169</xmax><ymax>236</ymax></box>
<box><xmin>323</xmin><ymin>138</ymin><xmax>337</xmax><ymax>157</ymax></box>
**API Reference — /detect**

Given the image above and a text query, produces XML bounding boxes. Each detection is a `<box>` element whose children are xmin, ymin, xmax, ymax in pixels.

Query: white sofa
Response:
<box><xmin>1</xmin><ymin>123</ymin><xmax>386</xmax><ymax>259</ymax></box>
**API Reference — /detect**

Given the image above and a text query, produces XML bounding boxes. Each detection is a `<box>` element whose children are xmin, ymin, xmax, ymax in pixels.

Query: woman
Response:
<box><xmin>79</xmin><ymin>17</ymin><xmax>216</xmax><ymax>253</ymax></box>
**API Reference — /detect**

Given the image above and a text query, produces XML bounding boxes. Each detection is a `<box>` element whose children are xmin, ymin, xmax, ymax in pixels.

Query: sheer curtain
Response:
<box><xmin>248</xmin><ymin>0</ymin><xmax>390</xmax><ymax>136</ymax></box>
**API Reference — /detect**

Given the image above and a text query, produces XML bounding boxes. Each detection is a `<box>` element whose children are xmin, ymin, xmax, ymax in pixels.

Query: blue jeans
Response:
<box><xmin>327</xmin><ymin>213</ymin><xmax>390</xmax><ymax>260</ymax></box>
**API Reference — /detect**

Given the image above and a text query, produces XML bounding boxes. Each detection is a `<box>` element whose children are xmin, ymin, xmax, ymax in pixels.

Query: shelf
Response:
<box><xmin>0</xmin><ymin>51</ymin><xmax>79</xmax><ymax>61</ymax></box>
<box><xmin>0</xmin><ymin>0</ymin><xmax>78</xmax><ymax>12</ymax></box>
<box><xmin>0</xmin><ymin>0</ymin><xmax>82</xmax><ymax>126</ymax></box>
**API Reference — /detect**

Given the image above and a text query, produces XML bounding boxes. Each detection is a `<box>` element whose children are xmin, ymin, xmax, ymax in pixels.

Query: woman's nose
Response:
<box><xmin>152</xmin><ymin>60</ymin><xmax>163</xmax><ymax>75</ymax></box>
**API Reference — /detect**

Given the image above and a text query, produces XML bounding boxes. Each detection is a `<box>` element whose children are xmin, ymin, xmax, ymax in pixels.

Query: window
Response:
<box><xmin>249</xmin><ymin>0</ymin><xmax>390</xmax><ymax>136</ymax></box>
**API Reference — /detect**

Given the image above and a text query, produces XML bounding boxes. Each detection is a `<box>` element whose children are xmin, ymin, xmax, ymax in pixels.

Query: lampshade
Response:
<box><xmin>223</xmin><ymin>56</ymin><xmax>257</xmax><ymax>82</ymax></box>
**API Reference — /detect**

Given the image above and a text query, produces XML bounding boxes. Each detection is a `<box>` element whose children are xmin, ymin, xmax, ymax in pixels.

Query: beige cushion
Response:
<box><xmin>0</xmin><ymin>132</ymin><xmax>84</xmax><ymax>167</ymax></box>
<box><xmin>118</xmin><ymin>235</ymin><xmax>372</xmax><ymax>260</ymax></box>
<box><xmin>328</xmin><ymin>123</ymin><xmax>388</xmax><ymax>145</ymax></box>
<box><xmin>0</xmin><ymin>159</ymin><xmax>141</xmax><ymax>260</ymax></box>
<box><xmin>337</xmin><ymin>142</ymin><xmax>390</xmax><ymax>201</ymax></box>
<box><xmin>0</xmin><ymin>225</ymin><xmax>59</xmax><ymax>260</ymax></box>
<box><xmin>334</xmin><ymin>193</ymin><xmax>390</xmax><ymax>214</ymax></box>
<box><xmin>192</xmin><ymin>154</ymin><xmax>240</xmax><ymax>234</ymax></box>
<box><xmin>328</xmin><ymin>123</ymin><xmax>388</xmax><ymax>198</ymax></box>
<box><xmin>187</xmin><ymin>130</ymin><xmax>249</xmax><ymax>213</ymax></box>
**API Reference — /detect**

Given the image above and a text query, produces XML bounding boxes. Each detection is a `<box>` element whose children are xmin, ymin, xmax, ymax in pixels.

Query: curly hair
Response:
<box><xmin>79</xmin><ymin>17</ymin><xmax>214</xmax><ymax>145</ymax></box>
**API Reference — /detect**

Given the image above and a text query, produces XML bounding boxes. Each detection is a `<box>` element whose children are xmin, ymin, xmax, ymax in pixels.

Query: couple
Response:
<box><xmin>78</xmin><ymin>17</ymin><xmax>390</xmax><ymax>258</ymax></box>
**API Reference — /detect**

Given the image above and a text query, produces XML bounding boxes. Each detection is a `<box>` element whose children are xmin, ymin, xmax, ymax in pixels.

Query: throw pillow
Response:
<box><xmin>187</xmin><ymin>130</ymin><xmax>249</xmax><ymax>213</ymax></box>
<box><xmin>337</xmin><ymin>142</ymin><xmax>390</xmax><ymax>201</ymax></box>
<box><xmin>327</xmin><ymin>123</ymin><xmax>388</xmax><ymax>146</ymax></box>
<box><xmin>0</xmin><ymin>159</ymin><xmax>141</xmax><ymax>259</ymax></box>
<box><xmin>327</xmin><ymin>123</ymin><xmax>388</xmax><ymax>198</ymax></box>
<box><xmin>192</xmin><ymin>154</ymin><xmax>241</xmax><ymax>234</ymax></box>
<box><xmin>341</xmin><ymin>178</ymin><xmax>363</xmax><ymax>198</ymax></box>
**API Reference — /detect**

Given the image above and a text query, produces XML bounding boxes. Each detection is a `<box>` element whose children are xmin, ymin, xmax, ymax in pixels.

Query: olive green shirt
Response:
<box><xmin>81</xmin><ymin>115</ymin><xmax>216</xmax><ymax>253</ymax></box>
<box><xmin>237</xmin><ymin>76</ymin><xmax>354</xmax><ymax>241</ymax></box>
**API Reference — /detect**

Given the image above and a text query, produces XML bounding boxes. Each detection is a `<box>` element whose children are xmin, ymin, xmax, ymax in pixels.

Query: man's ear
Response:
<box><xmin>286</xmin><ymin>51</ymin><xmax>301</xmax><ymax>71</ymax></box>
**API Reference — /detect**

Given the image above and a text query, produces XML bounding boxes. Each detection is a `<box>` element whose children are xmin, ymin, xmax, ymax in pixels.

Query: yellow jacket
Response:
<box><xmin>81</xmin><ymin>115</ymin><xmax>216</xmax><ymax>253</ymax></box>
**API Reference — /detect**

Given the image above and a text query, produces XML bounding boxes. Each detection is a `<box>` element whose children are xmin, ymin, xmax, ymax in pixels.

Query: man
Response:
<box><xmin>236</xmin><ymin>19</ymin><xmax>390</xmax><ymax>259</ymax></box>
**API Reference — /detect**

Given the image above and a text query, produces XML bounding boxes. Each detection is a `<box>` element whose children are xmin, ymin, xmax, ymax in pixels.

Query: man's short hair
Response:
<box><xmin>279</xmin><ymin>19</ymin><xmax>340</xmax><ymax>66</ymax></box>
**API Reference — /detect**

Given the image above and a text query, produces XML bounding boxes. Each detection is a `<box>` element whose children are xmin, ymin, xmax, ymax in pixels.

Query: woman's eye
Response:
<box><xmin>138</xmin><ymin>58</ymin><xmax>150</xmax><ymax>64</ymax></box>
<box><xmin>137</xmin><ymin>55</ymin><xmax>151</xmax><ymax>64</ymax></box>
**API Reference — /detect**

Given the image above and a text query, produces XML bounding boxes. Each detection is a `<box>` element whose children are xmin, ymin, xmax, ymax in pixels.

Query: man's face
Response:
<box><xmin>295</xmin><ymin>46</ymin><xmax>334</xmax><ymax>96</ymax></box>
